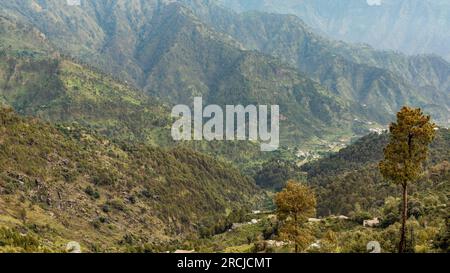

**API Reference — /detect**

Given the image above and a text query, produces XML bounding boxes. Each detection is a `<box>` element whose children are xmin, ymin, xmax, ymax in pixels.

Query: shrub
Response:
<box><xmin>102</xmin><ymin>204</ymin><xmax>110</xmax><ymax>213</ymax></box>
<box><xmin>84</xmin><ymin>186</ymin><xmax>100</xmax><ymax>199</ymax></box>
<box><xmin>0</xmin><ymin>228</ymin><xmax>41</xmax><ymax>252</ymax></box>
<box><xmin>108</xmin><ymin>199</ymin><xmax>126</xmax><ymax>211</ymax></box>
<box><xmin>92</xmin><ymin>169</ymin><xmax>117</xmax><ymax>186</ymax></box>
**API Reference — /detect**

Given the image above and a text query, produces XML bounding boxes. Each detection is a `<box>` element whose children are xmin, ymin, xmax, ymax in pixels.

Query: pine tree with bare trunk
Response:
<box><xmin>379</xmin><ymin>107</ymin><xmax>435</xmax><ymax>253</ymax></box>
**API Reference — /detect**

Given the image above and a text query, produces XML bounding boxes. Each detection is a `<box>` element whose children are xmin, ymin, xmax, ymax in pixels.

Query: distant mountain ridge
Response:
<box><xmin>219</xmin><ymin>0</ymin><xmax>450</xmax><ymax>62</ymax></box>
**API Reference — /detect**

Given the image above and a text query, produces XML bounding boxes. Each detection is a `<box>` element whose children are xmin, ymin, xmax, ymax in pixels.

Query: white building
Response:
<box><xmin>363</xmin><ymin>218</ymin><xmax>380</xmax><ymax>227</ymax></box>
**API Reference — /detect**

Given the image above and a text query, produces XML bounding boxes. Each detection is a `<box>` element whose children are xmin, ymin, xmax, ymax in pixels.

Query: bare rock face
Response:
<box><xmin>66</xmin><ymin>241</ymin><xmax>81</xmax><ymax>253</ymax></box>
<box><xmin>367</xmin><ymin>241</ymin><xmax>381</xmax><ymax>253</ymax></box>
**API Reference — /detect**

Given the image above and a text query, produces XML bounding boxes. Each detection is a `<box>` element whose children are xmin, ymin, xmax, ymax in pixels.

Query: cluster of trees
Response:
<box><xmin>300</xmin><ymin>114</ymin><xmax>450</xmax><ymax>219</ymax></box>
<box><xmin>255</xmin><ymin>159</ymin><xmax>303</xmax><ymax>190</ymax></box>
<box><xmin>198</xmin><ymin>208</ymin><xmax>250</xmax><ymax>238</ymax></box>
<box><xmin>269</xmin><ymin>107</ymin><xmax>445</xmax><ymax>253</ymax></box>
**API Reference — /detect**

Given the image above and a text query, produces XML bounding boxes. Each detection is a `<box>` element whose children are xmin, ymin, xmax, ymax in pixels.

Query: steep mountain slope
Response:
<box><xmin>0</xmin><ymin>0</ymin><xmax>150</xmax><ymax>86</ymax></box>
<box><xmin>0</xmin><ymin>15</ymin><xmax>52</xmax><ymax>55</ymax></box>
<box><xmin>0</xmin><ymin>108</ymin><xmax>260</xmax><ymax>252</ymax></box>
<box><xmin>0</xmin><ymin>53</ymin><xmax>172</xmax><ymax>146</ymax></box>
<box><xmin>301</xmin><ymin>129</ymin><xmax>450</xmax><ymax>216</ymax></box>
<box><xmin>185</xmin><ymin>0</ymin><xmax>450</xmax><ymax>126</ymax></box>
<box><xmin>219</xmin><ymin>0</ymin><xmax>450</xmax><ymax>62</ymax></box>
<box><xmin>138</xmin><ymin>4</ymin><xmax>372</xmax><ymax>143</ymax></box>
<box><xmin>0</xmin><ymin>13</ymin><xmax>173</xmax><ymax>145</ymax></box>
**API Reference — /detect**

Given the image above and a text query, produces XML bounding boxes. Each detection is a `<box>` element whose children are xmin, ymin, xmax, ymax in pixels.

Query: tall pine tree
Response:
<box><xmin>379</xmin><ymin>107</ymin><xmax>435</xmax><ymax>253</ymax></box>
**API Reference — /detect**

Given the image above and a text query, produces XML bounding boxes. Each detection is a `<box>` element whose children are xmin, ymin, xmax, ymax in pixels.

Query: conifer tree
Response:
<box><xmin>275</xmin><ymin>180</ymin><xmax>316</xmax><ymax>252</ymax></box>
<box><xmin>379</xmin><ymin>107</ymin><xmax>435</xmax><ymax>253</ymax></box>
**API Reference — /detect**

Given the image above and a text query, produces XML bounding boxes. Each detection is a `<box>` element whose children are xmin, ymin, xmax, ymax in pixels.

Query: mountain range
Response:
<box><xmin>0</xmin><ymin>1</ymin><xmax>368</xmax><ymax>148</ymax></box>
<box><xmin>1</xmin><ymin>0</ymin><xmax>448</xmax><ymax>145</ymax></box>
<box><xmin>187</xmin><ymin>0</ymin><xmax>450</xmax><ymax>125</ymax></box>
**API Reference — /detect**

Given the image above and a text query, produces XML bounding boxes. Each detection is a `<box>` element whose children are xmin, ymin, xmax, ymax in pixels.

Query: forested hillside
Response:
<box><xmin>0</xmin><ymin>108</ymin><xmax>261</xmax><ymax>252</ymax></box>
<box><xmin>302</xmin><ymin>129</ymin><xmax>450</xmax><ymax>217</ymax></box>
